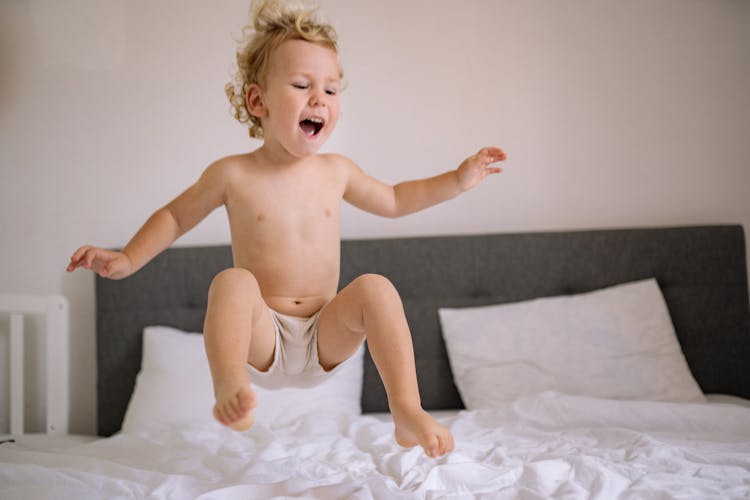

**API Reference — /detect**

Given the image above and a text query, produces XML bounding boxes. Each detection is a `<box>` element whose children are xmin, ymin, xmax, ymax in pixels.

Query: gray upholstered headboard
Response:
<box><xmin>96</xmin><ymin>225</ymin><xmax>750</xmax><ymax>436</ymax></box>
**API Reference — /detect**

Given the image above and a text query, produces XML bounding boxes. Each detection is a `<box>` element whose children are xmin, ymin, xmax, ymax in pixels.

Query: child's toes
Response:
<box><xmin>432</xmin><ymin>432</ymin><xmax>454</xmax><ymax>457</ymax></box>
<box><xmin>424</xmin><ymin>435</ymin><xmax>440</xmax><ymax>458</ymax></box>
<box><xmin>435</xmin><ymin>435</ymin><xmax>445</xmax><ymax>456</ymax></box>
<box><xmin>213</xmin><ymin>406</ymin><xmax>228</xmax><ymax>425</ymax></box>
<box><xmin>220</xmin><ymin>402</ymin><xmax>235</xmax><ymax>421</ymax></box>
<box><xmin>225</xmin><ymin>401</ymin><xmax>243</xmax><ymax>422</ymax></box>
<box><xmin>229</xmin><ymin>397</ymin><xmax>242</xmax><ymax>418</ymax></box>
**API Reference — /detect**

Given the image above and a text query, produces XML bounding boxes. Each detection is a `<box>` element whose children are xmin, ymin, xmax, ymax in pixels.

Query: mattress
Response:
<box><xmin>2</xmin><ymin>393</ymin><xmax>749</xmax><ymax>499</ymax></box>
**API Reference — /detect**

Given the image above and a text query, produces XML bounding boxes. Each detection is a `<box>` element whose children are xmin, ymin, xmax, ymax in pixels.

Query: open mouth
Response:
<box><xmin>299</xmin><ymin>117</ymin><xmax>324</xmax><ymax>137</ymax></box>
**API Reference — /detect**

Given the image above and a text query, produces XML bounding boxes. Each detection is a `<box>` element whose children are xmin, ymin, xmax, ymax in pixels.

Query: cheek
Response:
<box><xmin>268</xmin><ymin>98</ymin><xmax>300</xmax><ymax>125</ymax></box>
<box><xmin>328</xmin><ymin>103</ymin><xmax>341</xmax><ymax>126</ymax></box>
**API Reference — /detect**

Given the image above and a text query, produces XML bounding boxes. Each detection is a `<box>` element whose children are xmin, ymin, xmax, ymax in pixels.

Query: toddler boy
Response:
<box><xmin>68</xmin><ymin>0</ymin><xmax>506</xmax><ymax>458</ymax></box>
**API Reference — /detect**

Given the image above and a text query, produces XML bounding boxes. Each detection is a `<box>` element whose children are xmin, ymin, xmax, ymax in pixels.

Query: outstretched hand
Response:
<box><xmin>66</xmin><ymin>246</ymin><xmax>134</xmax><ymax>280</ymax></box>
<box><xmin>456</xmin><ymin>147</ymin><xmax>507</xmax><ymax>191</ymax></box>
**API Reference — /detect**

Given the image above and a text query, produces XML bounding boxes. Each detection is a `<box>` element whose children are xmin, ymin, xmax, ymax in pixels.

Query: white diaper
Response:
<box><xmin>247</xmin><ymin>307</ymin><xmax>350</xmax><ymax>389</ymax></box>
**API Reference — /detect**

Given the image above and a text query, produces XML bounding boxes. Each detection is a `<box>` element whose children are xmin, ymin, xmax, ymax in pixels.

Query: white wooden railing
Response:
<box><xmin>0</xmin><ymin>293</ymin><xmax>69</xmax><ymax>436</ymax></box>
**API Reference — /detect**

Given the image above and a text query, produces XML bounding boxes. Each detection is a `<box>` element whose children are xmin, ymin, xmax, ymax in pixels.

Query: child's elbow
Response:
<box><xmin>382</xmin><ymin>202</ymin><xmax>408</xmax><ymax>219</ymax></box>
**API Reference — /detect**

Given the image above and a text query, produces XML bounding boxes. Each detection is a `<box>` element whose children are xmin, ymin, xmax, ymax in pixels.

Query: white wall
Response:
<box><xmin>1</xmin><ymin>0</ymin><xmax>748</xmax><ymax>435</ymax></box>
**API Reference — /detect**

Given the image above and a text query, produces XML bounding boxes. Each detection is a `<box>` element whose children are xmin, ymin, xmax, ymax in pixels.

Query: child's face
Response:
<box><xmin>255</xmin><ymin>39</ymin><xmax>341</xmax><ymax>157</ymax></box>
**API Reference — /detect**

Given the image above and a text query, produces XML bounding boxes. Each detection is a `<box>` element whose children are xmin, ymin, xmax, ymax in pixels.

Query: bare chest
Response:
<box><xmin>225</xmin><ymin>168</ymin><xmax>343</xmax><ymax>239</ymax></box>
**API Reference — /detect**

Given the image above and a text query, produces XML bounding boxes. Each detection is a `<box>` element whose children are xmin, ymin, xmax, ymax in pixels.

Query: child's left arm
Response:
<box><xmin>343</xmin><ymin>146</ymin><xmax>506</xmax><ymax>218</ymax></box>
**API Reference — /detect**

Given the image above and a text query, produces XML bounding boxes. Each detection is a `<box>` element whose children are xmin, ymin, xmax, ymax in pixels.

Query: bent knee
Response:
<box><xmin>352</xmin><ymin>273</ymin><xmax>394</xmax><ymax>290</ymax></box>
<box><xmin>351</xmin><ymin>273</ymin><xmax>400</xmax><ymax>303</ymax></box>
<box><xmin>209</xmin><ymin>268</ymin><xmax>262</xmax><ymax>298</ymax></box>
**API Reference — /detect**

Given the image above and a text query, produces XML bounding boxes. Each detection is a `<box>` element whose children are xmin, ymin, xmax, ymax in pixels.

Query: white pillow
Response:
<box><xmin>121</xmin><ymin>325</ymin><xmax>364</xmax><ymax>433</ymax></box>
<box><xmin>438</xmin><ymin>278</ymin><xmax>705</xmax><ymax>409</ymax></box>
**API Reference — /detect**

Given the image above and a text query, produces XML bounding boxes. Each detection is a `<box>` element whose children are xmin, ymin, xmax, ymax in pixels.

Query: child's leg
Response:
<box><xmin>203</xmin><ymin>268</ymin><xmax>276</xmax><ymax>430</ymax></box>
<box><xmin>317</xmin><ymin>273</ymin><xmax>455</xmax><ymax>458</ymax></box>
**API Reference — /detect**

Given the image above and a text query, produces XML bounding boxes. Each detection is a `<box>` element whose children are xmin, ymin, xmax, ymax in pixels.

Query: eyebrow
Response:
<box><xmin>289</xmin><ymin>70</ymin><xmax>339</xmax><ymax>82</ymax></box>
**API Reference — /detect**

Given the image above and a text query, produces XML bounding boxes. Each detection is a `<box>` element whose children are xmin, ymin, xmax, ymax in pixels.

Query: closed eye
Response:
<box><xmin>292</xmin><ymin>83</ymin><xmax>309</xmax><ymax>90</ymax></box>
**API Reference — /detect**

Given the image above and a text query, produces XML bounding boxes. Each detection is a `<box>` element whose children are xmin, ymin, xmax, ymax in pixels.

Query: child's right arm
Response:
<box><xmin>67</xmin><ymin>161</ymin><xmax>229</xmax><ymax>280</ymax></box>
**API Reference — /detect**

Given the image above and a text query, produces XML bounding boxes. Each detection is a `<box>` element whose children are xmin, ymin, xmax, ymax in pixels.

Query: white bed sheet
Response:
<box><xmin>2</xmin><ymin>392</ymin><xmax>749</xmax><ymax>499</ymax></box>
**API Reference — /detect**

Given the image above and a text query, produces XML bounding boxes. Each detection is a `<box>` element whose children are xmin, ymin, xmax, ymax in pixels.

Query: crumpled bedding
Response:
<box><xmin>2</xmin><ymin>392</ymin><xmax>749</xmax><ymax>499</ymax></box>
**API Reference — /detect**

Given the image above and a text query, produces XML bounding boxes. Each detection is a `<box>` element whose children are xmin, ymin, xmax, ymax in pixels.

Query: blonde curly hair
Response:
<box><xmin>225</xmin><ymin>0</ymin><xmax>342</xmax><ymax>139</ymax></box>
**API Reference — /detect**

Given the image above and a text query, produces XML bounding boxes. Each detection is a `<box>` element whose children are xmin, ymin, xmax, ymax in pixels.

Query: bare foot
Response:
<box><xmin>212</xmin><ymin>373</ymin><xmax>257</xmax><ymax>432</ymax></box>
<box><xmin>391</xmin><ymin>405</ymin><xmax>455</xmax><ymax>458</ymax></box>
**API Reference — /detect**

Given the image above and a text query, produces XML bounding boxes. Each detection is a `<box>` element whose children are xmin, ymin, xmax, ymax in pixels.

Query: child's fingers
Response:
<box><xmin>480</xmin><ymin>146</ymin><xmax>507</xmax><ymax>162</ymax></box>
<box><xmin>485</xmin><ymin>146</ymin><xmax>505</xmax><ymax>156</ymax></box>
<box><xmin>67</xmin><ymin>246</ymin><xmax>93</xmax><ymax>272</ymax></box>
<box><xmin>69</xmin><ymin>245</ymin><xmax>91</xmax><ymax>265</ymax></box>
<box><xmin>77</xmin><ymin>246</ymin><xmax>103</xmax><ymax>268</ymax></box>
<box><xmin>491</xmin><ymin>150</ymin><xmax>507</xmax><ymax>162</ymax></box>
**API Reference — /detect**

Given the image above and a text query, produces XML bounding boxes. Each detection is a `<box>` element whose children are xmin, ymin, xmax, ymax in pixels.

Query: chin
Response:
<box><xmin>282</xmin><ymin>144</ymin><xmax>322</xmax><ymax>160</ymax></box>
<box><xmin>292</xmin><ymin>134</ymin><xmax>330</xmax><ymax>156</ymax></box>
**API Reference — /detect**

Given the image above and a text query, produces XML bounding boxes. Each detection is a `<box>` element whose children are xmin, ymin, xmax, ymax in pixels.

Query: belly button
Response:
<box><xmin>294</xmin><ymin>300</ymin><xmax>302</xmax><ymax>305</ymax></box>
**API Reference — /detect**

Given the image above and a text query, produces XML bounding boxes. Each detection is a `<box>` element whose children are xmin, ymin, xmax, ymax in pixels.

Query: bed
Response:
<box><xmin>2</xmin><ymin>224</ymin><xmax>750</xmax><ymax>498</ymax></box>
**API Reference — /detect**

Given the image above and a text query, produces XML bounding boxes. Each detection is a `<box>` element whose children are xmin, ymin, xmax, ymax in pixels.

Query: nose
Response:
<box><xmin>309</xmin><ymin>87</ymin><xmax>326</xmax><ymax>107</ymax></box>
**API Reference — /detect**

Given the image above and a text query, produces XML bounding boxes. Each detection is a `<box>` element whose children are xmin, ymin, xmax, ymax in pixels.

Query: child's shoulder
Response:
<box><xmin>317</xmin><ymin>152</ymin><xmax>358</xmax><ymax>172</ymax></box>
<box><xmin>201</xmin><ymin>153</ymin><xmax>256</xmax><ymax>178</ymax></box>
<box><xmin>209</xmin><ymin>152</ymin><xmax>255</xmax><ymax>169</ymax></box>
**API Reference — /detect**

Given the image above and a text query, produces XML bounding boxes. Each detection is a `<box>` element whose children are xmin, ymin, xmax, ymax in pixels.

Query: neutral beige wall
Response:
<box><xmin>1</xmin><ymin>0</ymin><xmax>748</xmax><ymax>434</ymax></box>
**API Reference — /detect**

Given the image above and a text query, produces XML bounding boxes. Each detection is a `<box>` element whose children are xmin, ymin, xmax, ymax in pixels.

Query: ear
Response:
<box><xmin>246</xmin><ymin>84</ymin><xmax>267</xmax><ymax>118</ymax></box>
